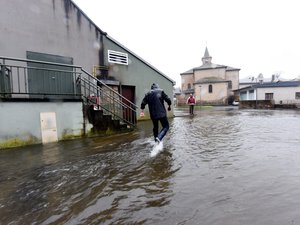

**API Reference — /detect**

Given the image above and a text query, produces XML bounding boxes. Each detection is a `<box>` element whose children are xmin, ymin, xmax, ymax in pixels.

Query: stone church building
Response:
<box><xmin>178</xmin><ymin>47</ymin><xmax>240</xmax><ymax>105</ymax></box>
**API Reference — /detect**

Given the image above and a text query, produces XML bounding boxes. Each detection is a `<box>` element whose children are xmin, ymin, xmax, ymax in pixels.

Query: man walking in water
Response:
<box><xmin>140</xmin><ymin>83</ymin><xmax>172</xmax><ymax>143</ymax></box>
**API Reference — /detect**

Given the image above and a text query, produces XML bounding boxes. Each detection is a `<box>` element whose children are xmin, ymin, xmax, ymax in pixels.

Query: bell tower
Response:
<box><xmin>202</xmin><ymin>47</ymin><xmax>212</xmax><ymax>65</ymax></box>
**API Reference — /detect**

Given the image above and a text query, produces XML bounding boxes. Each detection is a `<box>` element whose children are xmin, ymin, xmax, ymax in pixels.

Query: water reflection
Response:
<box><xmin>1</xmin><ymin>107</ymin><xmax>300</xmax><ymax>225</ymax></box>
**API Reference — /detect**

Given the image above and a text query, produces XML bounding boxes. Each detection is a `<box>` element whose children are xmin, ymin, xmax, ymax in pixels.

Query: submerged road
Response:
<box><xmin>1</xmin><ymin>107</ymin><xmax>300</xmax><ymax>225</ymax></box>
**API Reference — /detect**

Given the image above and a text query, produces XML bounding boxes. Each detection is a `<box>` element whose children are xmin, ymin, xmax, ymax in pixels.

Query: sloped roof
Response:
<box><xmin>70</xmin><ymin>0</ymin><xmax>175</xmax><ymax>85</ymax></box>
<box><xmin>236</xmin><ymin>81</ymin><xmax>300</xmax><ymax>92</ymax></box>
<box><xmin>181</xmin><ymin>69</ymin><xmax>194</xmax><ymax>75</ymax></box>
<box><xmin>181</xmin><ymin>64</ymin><xmax>240</xmax><ymax>75</ymax></box>
<box><xmin>255</xmin><ymin>81</ymin><xmax>300</xmax><ymax>88</ymax></box>
<box><xmin>108</xmin><ymin>35</ymin><xmax>176</xmax><ymax>85</ymax></box>
<box><xmin>194</xmin><ymin>76</ymin><xmax>230</xmax><ymax>84</ymax></box>
<box><xmin>194</xmin><ymin>63</ymin><xmax>227</xmax><ymax>70</ymax></box>
<box><xmin>181</xmin><ymin>62</ymin><xmax>240</xmax><ymax>77</ymax></box>
<box><xmin>240</xmin><ymin>77</ymin><xmax>289</xmax><ymax>84</ymax></box>
<box><xmin>226</xmin><ymin>66</ymin><xmax>240</xmax><ymax>71</ymax></box>
<box><xmin>181</xmin><ymin>47</ymin><xmax>240</xmax><ymax>75</ymax></box>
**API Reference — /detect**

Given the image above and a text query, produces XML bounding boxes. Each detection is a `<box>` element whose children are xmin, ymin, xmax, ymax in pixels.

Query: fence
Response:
<box><xmin>0</xmin><ymin>56</ymin><xmax>137</xmax><ymax>127</ymax></box>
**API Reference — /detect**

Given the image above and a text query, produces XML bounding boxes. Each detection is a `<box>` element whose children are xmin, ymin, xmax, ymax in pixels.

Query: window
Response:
<box><xmin>108</xmin><ymin>50</ymin><xmax>128</xmax><ymax>65</ymax></box>
<box><xmin>228</xmin><ymin>81</ymin><xmax>232</xmax><ymax>89</ymax></box>
<box><xmin>296</xmin><ymin>92</ymin><xmax>300</xmax><ymax>99</ymax></box>
<box><xmin>240</xmin><ymin>91</ymin><xmax>247</xmax><ymax>100</ymax></box>
<box><xmin>249</xmin><ymin>90</ymin><xmax>255</xmax><ymax>100</ymax></box>
<box><xmin>188</xmin><ymin>83</ymin><xmax>191</xmax><ymax>89</ymax></box>
<box><xmin>208</xmin><ymin>84</ymin><xmax>213</xmax><ymax>93</ymax></box>
<box><xmin>265</xmin><ymin>93</ymin><xmax>274</xmax><ymax>100</ymax></box>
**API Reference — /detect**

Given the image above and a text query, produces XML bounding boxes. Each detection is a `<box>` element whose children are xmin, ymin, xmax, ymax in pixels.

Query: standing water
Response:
<box><xmin>1</xmin><ymin>107</ymin><xmax>300</xmax><ymax>225</ymax></box>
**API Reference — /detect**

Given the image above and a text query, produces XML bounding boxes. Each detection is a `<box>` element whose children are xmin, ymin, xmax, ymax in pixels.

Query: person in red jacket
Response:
<box><xmin>187</xmin><ymin>94</ymin><xmax>196</xmax><ymax>115</ymax></box>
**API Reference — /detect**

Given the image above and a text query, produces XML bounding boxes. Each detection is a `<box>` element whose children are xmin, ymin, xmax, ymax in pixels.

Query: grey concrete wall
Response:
<box><xmin>0</xmin><ymin>0</ymin><xmax>175</xmax><ymax>125</ymax></box>
<box><xmin>104</xmin><ymin>39</ymin><xmax>174</xmax><ymax>118</ymax></box>
<box><xmin>0</xmin><ymin>0</ymin><xmax>101</xmax><ymax>70</ymax></box>
<box><xmin>0</xmin><ymin>102</ymin><xmax>83</xmax><ymax>148</ymax></box>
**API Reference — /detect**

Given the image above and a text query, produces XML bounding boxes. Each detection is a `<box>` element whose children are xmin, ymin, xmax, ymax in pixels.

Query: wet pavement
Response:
<box><xmin>1</xmin><ymin>107</ymin><xmax>300</xmax><ymax>225</ymax></box>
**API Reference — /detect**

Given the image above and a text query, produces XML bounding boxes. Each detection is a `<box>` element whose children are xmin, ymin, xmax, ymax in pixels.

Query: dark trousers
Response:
<box><xmin>152</xmin><ymin>116</ymin><xmax>169</xmax><ymax>141</ymax></box>
<box><xmin>189</xmin><ymin>105</ymin><xmax>194</xmax><ymax>115</ymax></box>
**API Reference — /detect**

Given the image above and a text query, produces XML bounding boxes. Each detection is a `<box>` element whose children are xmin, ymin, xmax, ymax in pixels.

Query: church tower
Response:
<box><xmin>179</xmin><ymin>46</ymin><xmax>240</xmax><ymax>106</ymax></box>
<box><xmin>202</xmin><ymin>47</ymin><xmax>212</xmax><ymax>65</ymax></box>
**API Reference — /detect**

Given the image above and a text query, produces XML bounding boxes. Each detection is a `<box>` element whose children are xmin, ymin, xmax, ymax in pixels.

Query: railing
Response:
<box><xmin>0</xmin><ymin>56</ymin><xmax>137</xmax><ymax>127</ymax></box>
<box><xmin>0</xmin><ymin>56</ymin><xmax>82</xmax><ymax>99</ymax></box>
<box><xmin>79</xmin><ymin>68</ymin><xmax>137</xmax><ymax>127</ymax></box>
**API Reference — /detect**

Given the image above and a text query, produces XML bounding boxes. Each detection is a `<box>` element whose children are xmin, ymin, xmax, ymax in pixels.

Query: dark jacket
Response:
<box><xmin>141</xmin><ymin>84</ymin><xmax>171</xmax><ymax>119</ymax></box>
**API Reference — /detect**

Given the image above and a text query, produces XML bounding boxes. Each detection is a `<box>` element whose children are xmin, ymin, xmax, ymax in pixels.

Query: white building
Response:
<box><xmin>237</xmin><ymin>81</ymin><xmax>300</xmax><ymax>107</ymax></box>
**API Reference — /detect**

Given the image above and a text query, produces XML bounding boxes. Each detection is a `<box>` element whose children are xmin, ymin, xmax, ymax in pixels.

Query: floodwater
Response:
<box><xmin>1</xmin><ymin>107</ymin><xmax>300</xmax><ymax>225</ymax></box>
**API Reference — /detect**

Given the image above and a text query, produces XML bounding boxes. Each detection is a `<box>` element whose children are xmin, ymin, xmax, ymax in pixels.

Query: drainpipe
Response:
<box><xmin>98</xmin><ymin>32</ymin><xmax>108</xmax><ymax>81</ymax></box>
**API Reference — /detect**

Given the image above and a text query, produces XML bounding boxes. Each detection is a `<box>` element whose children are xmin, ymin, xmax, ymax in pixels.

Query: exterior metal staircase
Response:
<box><xmin>0</xmin><ymin>56</ymin><xmax>138</xmax><ymax>133</ymax></box>
<box><xmin>78</xmin><ymin>68</ymin><xmax>137</xmax><ymax>130</ymax></box>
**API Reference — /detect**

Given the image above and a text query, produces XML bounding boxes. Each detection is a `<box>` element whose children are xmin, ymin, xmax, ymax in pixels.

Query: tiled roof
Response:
<box><xmin>194</xmin><ymin>76</ymin><xmax>229</xmax><ymax>84</ymax></box>
<box><xmin>194</xmin><ymin>63</ymin><xmax>226</xmax><ymax>70</ymax></box>
<box><xmin>180</xmin><ymin>63</ymin><xmax>240</xmax><ymax>75</ymax></box>
<box><xmin>235</xmin><ymin>81</ymin><xmax>300</xmax><ymax>92</ymax></box>
<box><xmin>180</xmin><ymin>47</ymin><xmax>240</xmax><ymax>75</ymax></box>
<box><xmin>181</xmin><ymin>69</ymin><xmax>194</xmax><ymax>75</ymax></box>
<box><xmin>226</xmin><ymin>66</ymin><xmax>240</xmax><ymax>71</ymax></box>
<box><xmin>70</xmin><ymin>1</ymin><xmax>176</xmax><ymax>86</ymax></box>
<box><xmin>254</xmin><ymin>81</ymin><xmax>300</xmax><ymax>88</ymax></box>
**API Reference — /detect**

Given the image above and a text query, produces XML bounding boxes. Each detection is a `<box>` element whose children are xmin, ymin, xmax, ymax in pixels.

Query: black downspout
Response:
<box><xmin>98</xmin><ymin>34</ymin><xmax>108</xmax><ymax>80</ymax></box>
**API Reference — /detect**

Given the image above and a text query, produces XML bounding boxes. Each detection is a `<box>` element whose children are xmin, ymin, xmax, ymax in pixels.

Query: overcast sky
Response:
<box><xmin>73</xmin><ymin>0</ymin><xmax>300</xmax><ymax>87</ymax></box>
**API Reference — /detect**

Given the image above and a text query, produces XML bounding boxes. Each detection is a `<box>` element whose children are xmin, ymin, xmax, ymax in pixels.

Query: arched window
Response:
<box><xmin>208</xmin><ymin>84</ymin><xmax>213</xmax><ymax>93</ymax></box>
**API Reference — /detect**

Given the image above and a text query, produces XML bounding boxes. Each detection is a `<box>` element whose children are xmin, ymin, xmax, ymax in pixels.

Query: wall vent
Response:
<box><xmin>108</xmin><ymin>50</ymin><xmax>128</xmax><ymax>65</ymax></box>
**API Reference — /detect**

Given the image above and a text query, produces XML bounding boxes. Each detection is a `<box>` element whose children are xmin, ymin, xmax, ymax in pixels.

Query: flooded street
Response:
<box><xmin>1</xmin><ymin>107</ymin><xmax>300</xmax><ymax>225</ymax></box>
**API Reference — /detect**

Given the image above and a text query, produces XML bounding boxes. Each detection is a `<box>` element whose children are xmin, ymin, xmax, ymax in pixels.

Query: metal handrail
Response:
<box><xmin>78</xmin><ymin>75</ymin><xmax>137</xmax><ymax>126</ymax></box>
<box><xmin>80</xmin><ymin>76</ymin><xmax>136</xmax><ymax>112</ymax></box>
<box><xmin>0</xmin><ymin>56</ymin><xmax>82</xmax><ymax>68</ymax></box>
<box><xmin>0</xmin><ymin>56</ymin><xmax>138</xmax><ymax>127</ymax></box>
<box><xmin>0</xmin><ymin>56</ymin><xmax>137</xmax><ymax>107</ymax></box>
<box><xmin>81</xmin><ymin>68</ymin><xmax>137</xmax><ymax>107</ymax></box>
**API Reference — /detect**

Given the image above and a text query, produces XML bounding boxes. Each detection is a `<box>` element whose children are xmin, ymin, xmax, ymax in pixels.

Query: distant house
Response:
<box><xmin>0</xmin><ymin>0</ymin><xmax>174</xmax><ymax>148</ymax></box>
<box><xmin>173</xmin><ymin>87</ymin><xmax>181</xmax><ymax>106</ymax></box>
<box><xmin>239</xmin><ymin>74</ymin><xmax>288</xmax><ymax>89</ymax></box>
<box><xmin>179</xmin><ymin>47</ymin><xmax>240</xmax><ymax>106</ymax></box>
<box><xmin>235</xmin><ymin>81</ymin><xmax>300</xmax><ymax>108</ymax></box>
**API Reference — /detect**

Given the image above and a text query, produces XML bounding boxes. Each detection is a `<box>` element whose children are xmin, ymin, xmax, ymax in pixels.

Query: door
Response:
<box><xmin>40</xmin><ymin>112</ymin><xmax>58</xmax><ymax>144</ymax></box>
<box><xmin>121</xmin><ymin>85</ymin><xmax>136</xmax><ymax>124</ymax></box>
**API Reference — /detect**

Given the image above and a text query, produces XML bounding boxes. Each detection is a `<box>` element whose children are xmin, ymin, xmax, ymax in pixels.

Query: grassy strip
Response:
<box><xmin>175</xmin><ymin>105</ymin><xmax>213</xmax><ymax>109</ymax></box>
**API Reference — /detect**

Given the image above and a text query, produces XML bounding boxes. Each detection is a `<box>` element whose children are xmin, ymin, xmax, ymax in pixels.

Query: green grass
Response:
<box><xmin>175</xmin><ymin>105</ymin><xmax>213</xmax><ymax>109</ymax></box>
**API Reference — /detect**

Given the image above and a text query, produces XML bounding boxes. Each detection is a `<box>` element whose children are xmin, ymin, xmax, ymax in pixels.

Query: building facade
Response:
<box><xmin>237</xmin><ymin>81</ymin><xmax>300</xmax><ymax>108</ymax></box>
<box><xmin>179</xmin><ymin>47</ymin><xmax>240</xmax><ymax>105</ymax></box>
<box><xmin>0</xmin><ymin>0</ymin><xmax>174</xmax><ymax>148</ymax></box>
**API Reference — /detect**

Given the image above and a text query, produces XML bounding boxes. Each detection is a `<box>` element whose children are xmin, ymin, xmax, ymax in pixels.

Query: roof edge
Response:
<box><xmin>70</xmin><ymin>0</ymin><xmax>175</xmax><ymax>86</ymax></box>
<box><xmin>107</xmin><ymin>35</ymin><xmax>176</xmax><ymax>85</ymax></box>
